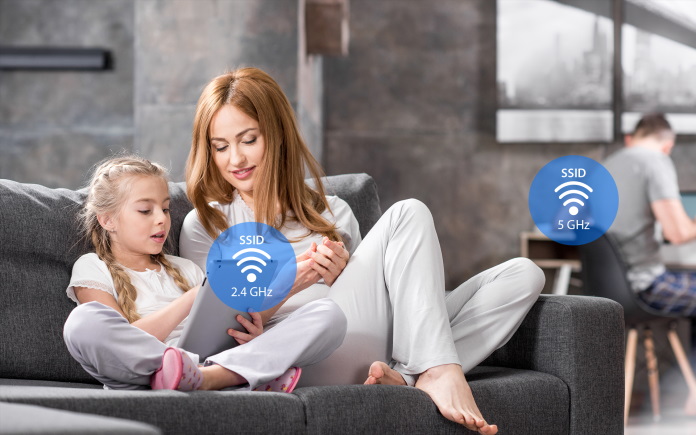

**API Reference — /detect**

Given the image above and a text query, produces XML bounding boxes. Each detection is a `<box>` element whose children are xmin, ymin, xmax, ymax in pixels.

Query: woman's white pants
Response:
<box><xmin>299</xmin><ymin>199</ymin><xmax>545</xmax><ymax>387</ymax></box>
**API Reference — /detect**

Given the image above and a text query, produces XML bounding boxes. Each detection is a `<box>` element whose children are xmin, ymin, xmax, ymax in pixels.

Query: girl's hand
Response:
<box><xmin>310</xmin><ymin>237</ymin><xmax>350</xmax><ymax>287</ymax></box>
<box><xmin>227</xmin><ymin>311</ymin><xmax>263</xmax><ymax>345</ymax></box>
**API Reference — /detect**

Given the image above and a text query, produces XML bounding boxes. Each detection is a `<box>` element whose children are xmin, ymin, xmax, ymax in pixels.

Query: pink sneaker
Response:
<box><xmin>253</xmin><ymin>367</ymin><xmax>302</xmax><ymax>393</ymax></box>
<box><xmin>151</xmin><ymin>347</ymin><xmax>203</xmax><ymax>391</ymax></box>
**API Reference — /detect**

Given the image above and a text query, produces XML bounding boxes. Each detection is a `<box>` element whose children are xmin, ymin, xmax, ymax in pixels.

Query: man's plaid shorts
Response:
<box><xmin>638</xmin><ymin>270</ymin><xmax>696</xmax><ymax>317</ymax></box>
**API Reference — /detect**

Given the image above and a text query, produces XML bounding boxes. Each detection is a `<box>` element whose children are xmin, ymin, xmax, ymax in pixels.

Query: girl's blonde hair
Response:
<box><xmin>81</xmin><ymin>156</ymin><xmax>191</xmax><ymax>323</ymax></box>
<box><xmin>186</xmin><ymin>67</ymin><xmax>342</xmax><ymax>242</ymax></box>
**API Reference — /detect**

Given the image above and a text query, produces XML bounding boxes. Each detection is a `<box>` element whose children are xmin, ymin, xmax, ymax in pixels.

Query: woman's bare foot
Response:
<box><xmin>364</xmin><ymin>361</ymin><xmax>407</xmax><ymax>386</ymax></box>
<box><xmin>198</xmin><ymin>364</ymin><xmax>246</xmax><ymax>390</ymax></box>
<box><xmin>415</xmin><ymin>364</ymin><xmax>498</xmax><ymax>434</ymax></box>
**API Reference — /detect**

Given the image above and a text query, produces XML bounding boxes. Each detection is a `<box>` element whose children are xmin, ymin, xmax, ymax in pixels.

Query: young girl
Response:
<box><xmin>63</xmin><ymin>156</ymin><xmax>347</xmax><ymax>392</ymax></box>
<box><xmin>179</xmin><ymin>68</ymin><xmax>545</xmax><ymax>434</ymax></box>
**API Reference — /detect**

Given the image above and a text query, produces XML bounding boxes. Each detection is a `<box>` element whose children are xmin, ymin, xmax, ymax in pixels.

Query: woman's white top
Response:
<box><xmin>179</xmin><ymin>192</ymin><xmax>362</xmax><ymax>318</ymax></box>
<box><xmin>66</xmin><ymin>253</ymin><xmax>205</xmax><ymax>346</ymax></box>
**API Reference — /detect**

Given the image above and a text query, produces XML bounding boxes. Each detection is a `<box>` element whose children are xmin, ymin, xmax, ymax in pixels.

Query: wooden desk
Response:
<box><xmin>520</xmin><ymin>232</ymin><xmax>696</xmax><ymax>293</ymax></box>
<box><xmin>520</xmin><ymin>232</ymin><xmax>580</xmax><ymax>295</ymax></box>
<box><xmin>661</xmin><ymin>239</ymin><xmax>696</xmax><ymax>270</ymax></box>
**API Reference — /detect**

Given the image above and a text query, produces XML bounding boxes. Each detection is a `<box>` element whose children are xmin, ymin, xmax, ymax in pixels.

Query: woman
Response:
<box><xmin>180</xmin><ymin>67</ymin><xmax>544</xmax><ymax>434</ymax></box>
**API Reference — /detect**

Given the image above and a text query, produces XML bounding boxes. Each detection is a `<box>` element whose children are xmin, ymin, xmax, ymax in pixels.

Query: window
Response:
<box><xmin>497</xmin><ymin>0</ymin><xmax>696</xmax><ymax>143</ymax></box>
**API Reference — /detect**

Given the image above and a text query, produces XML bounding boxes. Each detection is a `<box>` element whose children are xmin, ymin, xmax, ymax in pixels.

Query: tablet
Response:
<box><xmin>177</xmin><ymin>277</ymin><xmax>251</xmax><ymax>359</ymax></box>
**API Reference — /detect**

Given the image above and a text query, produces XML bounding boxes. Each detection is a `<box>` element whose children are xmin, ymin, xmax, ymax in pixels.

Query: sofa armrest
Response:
<box><xmin>482</xmin><ymin>294</ymin><xmax>624</xmax><ymax>435</ymax></box>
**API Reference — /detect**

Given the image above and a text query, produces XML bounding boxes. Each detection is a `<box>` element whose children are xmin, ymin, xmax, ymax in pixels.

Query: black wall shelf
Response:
<box><xmin>0</xmin><ymin>47</ymin><xmax>111</xmax><ymax>71</ymax></box>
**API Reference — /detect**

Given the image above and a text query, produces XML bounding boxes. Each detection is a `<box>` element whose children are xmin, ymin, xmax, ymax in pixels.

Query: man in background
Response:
<box><xmin>604</xmin><ymin>113</ymin><xmax>696</xmax><ymax>316</ymax></box>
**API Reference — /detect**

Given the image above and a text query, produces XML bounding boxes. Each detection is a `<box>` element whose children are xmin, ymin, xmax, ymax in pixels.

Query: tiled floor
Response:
<box><xmin>625</xmin><ymin>402</ymin><xmax>696</xmax><ymax>435</ymax></box>
<box><xmin>624</xmin><ymin>376</ymin><xmax>696</xmax><ymax>434</ymax></box>
<box><xmin>624</xmin><ymin>329</ymin><xmax>696</xmax><ymax>434</ymax></box>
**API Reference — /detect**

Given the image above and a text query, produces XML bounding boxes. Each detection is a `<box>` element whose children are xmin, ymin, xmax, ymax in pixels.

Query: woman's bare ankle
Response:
<box><xmin>419</xmin><ymin>363</ymin><xmax>463</xmax><ymax>381</ymax></box>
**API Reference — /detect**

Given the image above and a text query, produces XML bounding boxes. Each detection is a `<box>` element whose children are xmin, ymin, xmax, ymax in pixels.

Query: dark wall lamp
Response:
<box><xmin>0</xmin><ymin>47</ymin><xmax>111</xmax><ymax>71</ymax></box>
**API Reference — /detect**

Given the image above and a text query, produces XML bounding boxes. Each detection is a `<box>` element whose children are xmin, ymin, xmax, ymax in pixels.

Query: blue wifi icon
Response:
<box><xmin>207</xmin><ymin>222</ymin><xmax>296</xmax><ymax>311</ymax></box>
<box><xmin>233</xmin><ymin>248</ymin><xmax>272</xmax><ymax>283</ymax></box>
<box><xmin>528</xmin><ymin>155</ymin><xmax>618</xmax><ymax>246</ymax></box>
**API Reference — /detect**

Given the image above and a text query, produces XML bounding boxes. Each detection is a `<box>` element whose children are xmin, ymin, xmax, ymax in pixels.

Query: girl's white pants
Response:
<box><xmin>63</xmin><ymin>298</ymin><xmax>346</xmax><ymax>390</ymax></box>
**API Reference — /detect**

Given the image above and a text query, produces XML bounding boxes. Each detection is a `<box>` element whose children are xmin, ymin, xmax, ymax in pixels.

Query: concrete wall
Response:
<box><xmin>0</xmin><ymin>0</ymin><xmax>318</xmax><ymax>185</ymax></box>
<box><xmin>133</xmin><ymin>0</ymin><xmax>303</xmax><ymax>181</ymax></box>
<box><xmin>0</xmin><ymin>0</ymin><xmax>135</xmax><ymax>188</ymax></box>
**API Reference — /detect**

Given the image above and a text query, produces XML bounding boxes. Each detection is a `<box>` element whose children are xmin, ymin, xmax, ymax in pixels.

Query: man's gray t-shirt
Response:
<box><xmin>603</xmin><ymin>147</ymin><xmax>680</xmax><ymax>292</ymax></box>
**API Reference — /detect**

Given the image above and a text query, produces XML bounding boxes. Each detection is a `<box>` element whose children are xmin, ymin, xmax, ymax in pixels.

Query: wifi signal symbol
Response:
<box><xmin>554</xmin><ymin>181</ymin><xmax>593</xmax><ymax>216</ymax></box>
<box><xmin>232</xmin><ymin>248</ymin><xmax>272</xmax><ymax>283</ymax></box>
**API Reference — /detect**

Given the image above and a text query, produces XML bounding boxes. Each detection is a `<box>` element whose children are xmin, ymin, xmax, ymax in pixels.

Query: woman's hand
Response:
<box><xmin>309</xmin><ymin>237</ymin><xmax>350</xmax><ymax>286</ymax></box>
<box><xmin>292</xmin><ymin>243</ymin><xmax>322</xmax><ymax>294</ymax></box>
<box><xmin>227</xmin><ymin>311</ymin><xmax>263</xmax><ymax>345</ymax></box>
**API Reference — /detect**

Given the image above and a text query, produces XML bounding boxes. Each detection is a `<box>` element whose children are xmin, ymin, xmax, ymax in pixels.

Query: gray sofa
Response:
<box><xmin>0</xmin><ymin>173</ymin><xmax>624</xmax><ymax>434</ymax></box>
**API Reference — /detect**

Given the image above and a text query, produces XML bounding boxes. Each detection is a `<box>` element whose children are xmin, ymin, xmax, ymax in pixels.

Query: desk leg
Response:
<box><xmin>552</xmin><ymin>264</ymin><xmax>572</xmax><ymax>295</ymax></box>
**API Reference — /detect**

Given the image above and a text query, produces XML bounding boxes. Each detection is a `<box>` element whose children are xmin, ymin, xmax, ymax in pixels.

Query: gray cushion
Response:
<box><xmin>0</xmin><ymin>368</ymin><xmax>568</xmax><ymax>435</ymax></box>
<box><xmin>0</xmin><ymin>181</ymin><xmax>98</xmax><ymax>383</ymax></box>
<box><xmin>0</xmin><ymin>174</ymin><xmax>380</xmax><ymax>383</ymax></box>
<box><xmin>0</xmin><ymin>382</ymin><xmax>305</xmax><ymax>434</ymax></box>
<box><xmin>0</xmin><ymin>379</ymin><xmax>102</xmax><ymax>389</ymax></box>
<box><xmin>307</xmin><ymin>173</ymin><xmax>382</xmax><ymax>237</ymax></box>
<box><xmin>483</xmin><ymin>295</ymin><xmax>625</xmax><ymax>435</ymax></box>
<box><xmin>0</xmin><ymin>401</ymin><xmax>161</xmax><ymax>434</ymax></box>
<box><xmin>295</xmin><ymin>366</ymin><xmax>568</xmax><ymax>435</ymax></box>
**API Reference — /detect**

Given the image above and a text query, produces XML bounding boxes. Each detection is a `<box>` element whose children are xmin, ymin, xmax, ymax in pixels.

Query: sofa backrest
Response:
<box><xmin>0</xmin><ymin>174</ymin><xmax>380</xmax><ymax>383</ymax></box>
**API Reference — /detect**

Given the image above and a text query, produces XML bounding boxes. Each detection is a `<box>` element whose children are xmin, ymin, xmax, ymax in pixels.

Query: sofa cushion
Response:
<box><xmin>307</xmin><ymin>173</ymin><xmax>382</xmax><ymax>238</ymax></box>
<box><xmin>0</xmin><ymin>380</ymin><xmax>306</xmax><ymax>434</ymax></box>
<box><xmin>0</xmin><ymin>401</ymin><xmax>162</xmax><ymax>434</ymax></box>
<box><xmin>482</xmin><ymin>295</ymin><xmax>624</xmax><ymax>435</ymax></box>
<box><xmin>1</xmin><ymin>366</ymin><xmax>567</xmax><ymax>435</ymax></box>
<box><xmin>0</xmin><ymin>379</ymin><xmax>103</xmax><ymax>389</ymax></box>
<box><xmin>0</xmin><ymin>174</ymin><xmax>380</xmax><ymax>383</ymax></box>
<box><xmin>294</xmin><ymin>366</ymin><xmax>569</xmax><ymax>435</ymax></box>
<box><xmin>0</xmin><ymin>181</ymin><xmax>100</xmax><ymax>384</ymax></box>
